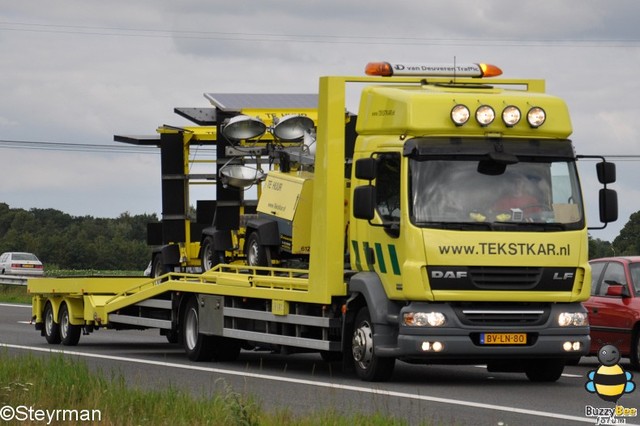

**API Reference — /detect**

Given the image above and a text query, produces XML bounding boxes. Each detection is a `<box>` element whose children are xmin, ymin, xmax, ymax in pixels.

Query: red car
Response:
<box><xmin>584</xmin><ymin>256</ymin><xmax>640</xmax><ymax>369</ymax></box>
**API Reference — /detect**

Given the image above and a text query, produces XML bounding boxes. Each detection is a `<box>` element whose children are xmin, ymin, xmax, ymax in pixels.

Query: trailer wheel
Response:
<box><xmin>201</xmin><ymin>236</ymin><xmax>225</xmax><ymax>272</ymax></box>
<box><xmin>351</xmin><ymin>307</ymin><xmax>395</xmax><ymax>381</ymax></box>
<box><xmin>182</xmin><ymin>297</ymin><xmax>214</xmax><ymax>361</ymax></box>
<box><xmin>525</xmin><ymin>359</ymin><xmax>564</xmax><ymax>382</ymax></box>
<box><xmin>43</xmin><ymin>302</ymin><xmax>61</xmax><ymax>344</ymax></box>
<box><xmin>151</xmin><ymin>254</ymin><xmax>169</xmax><ymax>283</ymax></box>
<box><xmin>59</xmin><ymin>303</ymin><xmax>81</xmax><ymax>346</ymax></box>
<box><xmin>245</xmin><ymin>232</ymin><xmax>271</xmax><ymax>268</ymax></box>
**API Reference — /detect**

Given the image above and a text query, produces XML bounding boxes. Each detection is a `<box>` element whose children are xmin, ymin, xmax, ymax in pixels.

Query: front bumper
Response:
<box><xmin>375</xmin><ymin>302</ymin><xmax>589</xmax><ymax>361</ymax></box>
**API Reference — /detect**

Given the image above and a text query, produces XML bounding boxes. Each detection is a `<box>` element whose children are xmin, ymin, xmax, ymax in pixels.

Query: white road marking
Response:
<box><xmin>0</xmin><ymin>342</ymin><xmax>604</xmax><ymax>424</ymax></box>
<box><xmin>0</xmin><ymin>302</ymin><xmax>31</xmax><ymax>308</ymax></box>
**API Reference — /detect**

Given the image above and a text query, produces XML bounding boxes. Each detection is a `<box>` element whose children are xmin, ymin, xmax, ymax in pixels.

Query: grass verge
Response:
<box><xmin>0</xmin><ymin>284</ymin><xmax>31</xmax><ymax>304</ymax></box>
<box><xmin>0</xmin><ymin>352</ymin><xmax>410</xmax><ymax>426</ymax></box>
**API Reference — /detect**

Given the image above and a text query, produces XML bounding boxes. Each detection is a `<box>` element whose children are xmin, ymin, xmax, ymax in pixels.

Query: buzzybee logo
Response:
<box><xmin>584</xmin><ymin>345</ymin><xmax>637</xmax><ymax>424</ymax></box>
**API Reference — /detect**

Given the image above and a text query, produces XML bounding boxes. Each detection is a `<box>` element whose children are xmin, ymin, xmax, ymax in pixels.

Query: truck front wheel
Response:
<box><xmin>351</xmin><ymin>307</ymin><xmax>395</xmax><ymax>381</ymax></box>
<box><xmin>43</xmin><ymin>302</ymin><xmax>61</xmax><ymax>344</ymax></box>
<box><xmin>182</xmin><ymin>297</ymin><xmax>214</xmax><ymax>361</ymax></box>
<box><xmin>59</xmin><ymin>303</ymin><xmax>81</xmax><ymax>346</ymax></box>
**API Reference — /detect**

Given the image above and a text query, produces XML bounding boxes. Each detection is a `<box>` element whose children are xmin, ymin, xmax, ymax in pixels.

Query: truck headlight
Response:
<box><xmin>558</xmin><ymin>312</ymin><xmax>588</xmax><ymax>327</ymax></box>
<box><xmin>403</xmin><ymin>312</ymin><xmax>446</xmax><ymax>327</ymax></box>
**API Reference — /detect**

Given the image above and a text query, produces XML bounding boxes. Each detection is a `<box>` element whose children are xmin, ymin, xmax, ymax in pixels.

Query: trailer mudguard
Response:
<box><xmin>160</xmin><ymin>244</ymin><xmax>181</xmax><ymax>265</ymax></box>
<box><xmin>201</xmin><ymin>227</ymin><xmax>233</xmax><ymax>251</ymax></box>
<box><xmin>245</xmin><ymin>217</ymin><xmax>280</xmax><ymax>246</ymax></box>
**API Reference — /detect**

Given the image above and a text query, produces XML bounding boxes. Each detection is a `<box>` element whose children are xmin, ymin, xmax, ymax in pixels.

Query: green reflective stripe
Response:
<box><xmin>374</xmin><ymin>243</ymin><xmax>387</xmax><ymax>274</ymax></box>
<box><xmin>351</xmin><ymin>240</ymin><xmax>362</xmax><ymax>271</ymax></box>
<box><xmin>363</xmin><ymin>241</ymin><xmax>375</xmax><ymax>270</ymax></box>
<box><xmin>388</xmin><ymin>244</ymin><xmax>401</xmax><ymax>275</ymax></box>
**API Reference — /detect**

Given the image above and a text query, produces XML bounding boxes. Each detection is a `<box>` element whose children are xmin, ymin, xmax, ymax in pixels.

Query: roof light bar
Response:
<box><xmin>365</xmin><ymin>62</ymin><xmax>502</xmax><ymax>78</ymax></box>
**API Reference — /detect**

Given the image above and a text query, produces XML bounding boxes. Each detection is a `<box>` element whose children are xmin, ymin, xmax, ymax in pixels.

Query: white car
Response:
<box><xmin>0</xmin><ymin>252</ymin><xmax>45</xmax><ymax>276</ymax></box>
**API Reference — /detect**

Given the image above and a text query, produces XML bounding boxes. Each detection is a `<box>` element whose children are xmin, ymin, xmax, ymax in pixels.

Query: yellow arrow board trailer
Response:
<box><xmin>29</xmin><ymin>62</ymin><xmax>619</xmax><ymax>382</ymax></box>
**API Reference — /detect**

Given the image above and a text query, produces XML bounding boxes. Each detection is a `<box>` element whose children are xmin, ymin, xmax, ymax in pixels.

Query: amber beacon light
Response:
<box><xmin>365</xmin><ymin>62</ymin><xmax>503</xmax><ymax>78</ymax></box>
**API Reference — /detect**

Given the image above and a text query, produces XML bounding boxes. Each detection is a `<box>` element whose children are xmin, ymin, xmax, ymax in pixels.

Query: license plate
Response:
<box><xmin>22</xmin><ymin>264</ymin><xmax>34</xmax><ymax>268</ymax></box>
<box><xmin>480</xmin><ymin>333</ymin><xmax>527</xmax><ymax>345</ymax></box>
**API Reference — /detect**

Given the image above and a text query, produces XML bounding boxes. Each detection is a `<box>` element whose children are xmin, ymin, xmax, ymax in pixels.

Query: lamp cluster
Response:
<box><xmin>450</xmin><ymin>104</ymin><xmax>546</xmax><ymax>128</ymax></box>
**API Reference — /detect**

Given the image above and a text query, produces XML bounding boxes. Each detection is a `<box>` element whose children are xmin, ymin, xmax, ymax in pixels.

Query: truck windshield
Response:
<box><xmin>410</xmin><ymin>158</ymin><xmax>584</xmax><ymax>230</ymax></box>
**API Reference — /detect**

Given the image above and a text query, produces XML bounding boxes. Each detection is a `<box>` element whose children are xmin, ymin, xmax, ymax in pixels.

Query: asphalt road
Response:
<box><xmin>2</xmin><ymin>303</ymin><xmax>639</xmax><ymax>425</ymax></box>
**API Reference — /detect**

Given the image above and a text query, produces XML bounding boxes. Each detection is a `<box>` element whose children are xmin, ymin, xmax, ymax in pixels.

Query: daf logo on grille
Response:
<box><xmin>431</xmin><ymin>270</ymin><xmax>468</xmax><ymax>279</ymax></box>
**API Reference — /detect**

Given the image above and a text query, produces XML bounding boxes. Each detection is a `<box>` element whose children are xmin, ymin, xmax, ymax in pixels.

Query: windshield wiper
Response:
<box><xmin>490</xmin><ymin>222</ymin><xmax>568</xmax><ymax>231</ymax></box>
<box><xmin>414</xmin><ymin>221</ymin><xmax>495</xmax><ymax>230</ymax></box>
<box><xmin>415</xmin><ymin>221</ymin><xmax>568</xmax><ymax>231</ymax></box>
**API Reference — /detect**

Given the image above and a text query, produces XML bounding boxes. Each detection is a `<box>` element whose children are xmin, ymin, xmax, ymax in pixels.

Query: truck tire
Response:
<box><xmin>201</xmin><ymin>236</ymin><xmax>225</xmax><ymax>272</ymax></box>
<box><xmin>182</xmin><ymin>297</ymin><xmax>214</xmax><ymax>361</ymax></box>
<box><xmin>351</xmin><ymin>307</ymin><xmax>395</xmax><ymax>381</ymax></box>
<box><xmin>43</xmin><ymin>302</ymin><xmax>61</xmax><ymax>344</ymax></box>
<box><xmin>524</xmin><ymin>359</ymin><xmax>564</xmax><ymax>382</ymax></box>
<box><xmin>59</xmin><ymin>303</ymin><xmax>81</xmax><ymax>346</ymax></box>
<box><xmin>245</xmin><ymin>231</ymin><xmax>271</xmax><ymax>269</ymax></box>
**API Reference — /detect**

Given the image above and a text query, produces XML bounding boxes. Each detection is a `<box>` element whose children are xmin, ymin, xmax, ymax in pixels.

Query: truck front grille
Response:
<box><xmin>453</xmin><ymin>303</ymin><xmax>550</xmax><ymax>326</ymax></box>
<box><xmin>468</xmin><ymin>266</ymin><xmax>541</xmax><ymax>290</ymax></box>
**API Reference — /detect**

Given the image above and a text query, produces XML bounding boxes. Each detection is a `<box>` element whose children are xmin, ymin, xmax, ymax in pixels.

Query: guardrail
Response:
<box><xmin>0</xmin><ymin>275</ymin><xmax>28</xmax><ymax>286</ymax></box>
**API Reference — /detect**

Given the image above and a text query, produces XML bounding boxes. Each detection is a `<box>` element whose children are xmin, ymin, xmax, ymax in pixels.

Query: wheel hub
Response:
<box><xmin>352</xmin><ymin>320</ymin><xmax>373</xmax><ymax>368</ymax></box>
<box><xmin>185</xmin><ymin>308</ymin><xmax>199</xmax><ymax>351</ymax></box>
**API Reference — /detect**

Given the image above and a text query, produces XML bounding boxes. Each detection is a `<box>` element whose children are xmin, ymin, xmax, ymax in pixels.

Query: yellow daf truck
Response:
<box><xmin>29</xmin><ymin>62</ymin><xmax>618</xmax><ymax>382</ymax></box>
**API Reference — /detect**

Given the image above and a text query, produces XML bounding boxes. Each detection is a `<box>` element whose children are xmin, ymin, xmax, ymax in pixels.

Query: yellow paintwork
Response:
<box><xmin>258</xmin><ymin>171</ymin><xmax>314</xmax><ymax>254</ymax></box>
<box><xmin>357</xmin><ymin>83</ymin><xmax>572</xmax><ymax>138</ymax></box>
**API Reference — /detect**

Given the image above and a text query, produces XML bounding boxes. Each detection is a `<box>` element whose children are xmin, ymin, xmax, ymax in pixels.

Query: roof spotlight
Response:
<box><xmin>451</xmin><ymin>104</ymin><xmax>470</xmax><ymax>126</ymax></box>
<box><xmin>527</xmin><ymin>107</ymin><xmax>546</xmax><ymax>128</ymax></box>
<box><xmin>475</xmin><ymin>105</ymin><xmax>495</xmax><ymax>126</ymax></box>
<box><xmin>222</xmin><ymin>115</ymin><xmax>267</xmax><ymax>141</ymax></box>
<box><xmin>272</xmin><ymin>114</ymin><xmax>315</xmax><ymax>142</ymax></box>
<box><xmin>502</xmin><ymin>106</ymin><xmax>521</xmax><ymax>127</ymax></box>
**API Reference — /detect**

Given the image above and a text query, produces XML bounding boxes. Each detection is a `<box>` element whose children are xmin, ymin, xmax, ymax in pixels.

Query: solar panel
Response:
<box><xmin>204</xmin><ymin>93</ymin><xmax>318</xmax><ymax>111</ymax></box>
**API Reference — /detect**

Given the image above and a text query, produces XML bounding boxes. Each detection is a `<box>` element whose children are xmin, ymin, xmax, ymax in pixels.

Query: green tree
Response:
<box><xmin>0</xmin><ymin>204</ymin><xmax>156</xmax><ymax>270</ymax></box>
<box><xmin>588</xmin><ymin>235</ymin><xmax>614</xmax><ymax>259</ymax></box>
<box><xmin>612</xmin><ymin>211</ymin><xmax>640</xmax><ymax>256</ymax></box>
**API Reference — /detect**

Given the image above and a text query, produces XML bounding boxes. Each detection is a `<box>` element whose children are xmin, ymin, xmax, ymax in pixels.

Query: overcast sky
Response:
<box><xmin>1</xmin><ymin>1</ymin><xmax>640</xmax><ymax>242</ymax></box>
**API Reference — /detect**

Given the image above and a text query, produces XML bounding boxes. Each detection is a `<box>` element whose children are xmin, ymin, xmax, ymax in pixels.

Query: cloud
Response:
<box><xmin>1</xmin><ymin>0</ymin><xmax>640</xmax><ymax>243</ymax></box>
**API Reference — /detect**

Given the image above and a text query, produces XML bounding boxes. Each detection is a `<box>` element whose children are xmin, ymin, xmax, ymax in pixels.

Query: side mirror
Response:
<box><xmin>599</xmin><ymin>188</ymin><xmax>618</xmax><ymax>223</ymax></box>
<box><xmin>355</xmin><ymin>158</ymin><xmax>377</xmax><ymax>180</ymax></box>
<box><xmin>353</xmin><ymin>185</ymin><xmax>376</xmax><ymax>220</ymax></box>
<box><xmin>605</xmin><ymin>283</ymin><xmax>630</xmax><ymax>298</ymax></box>
<box><xmin>596</xmin><ymin>161</ymin><xmax>616</xmax><ymax>184</ymax></box>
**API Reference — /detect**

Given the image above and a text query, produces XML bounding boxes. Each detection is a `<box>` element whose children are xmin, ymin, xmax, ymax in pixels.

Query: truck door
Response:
<box><xmin>352</xmin><ymin>152</ymin><xmax>403</xmax><ymax>286</ymax></box>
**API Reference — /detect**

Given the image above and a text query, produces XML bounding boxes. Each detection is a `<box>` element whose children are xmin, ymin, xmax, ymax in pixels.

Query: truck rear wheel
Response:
<box><xmin>525</xmin><ymin>359</ymin><xmax>564</xmax><ymax>382</ymax></box>
<box><xmin>43</xmin><ymin>302</ymin><xmax>61</xmax><ymax>344</ymax></box>
<box><xmin>201</xmin><ymin>236</ymin><xmax>225</xmax><ymax>272</ymax></box>
<box><xmin>351</xmin><ymin>307</ymin><xmax>395</xmax><ymax>381</ymax></box>
<box><xmin>182</xmin><ymin>297</ymin><xmax>214</xmax><ymax>361</ymax></box>
<box><xmin>59</xmin><ymin>303</ymin><xmax>81</xmax><ymax>346</ymax></box>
